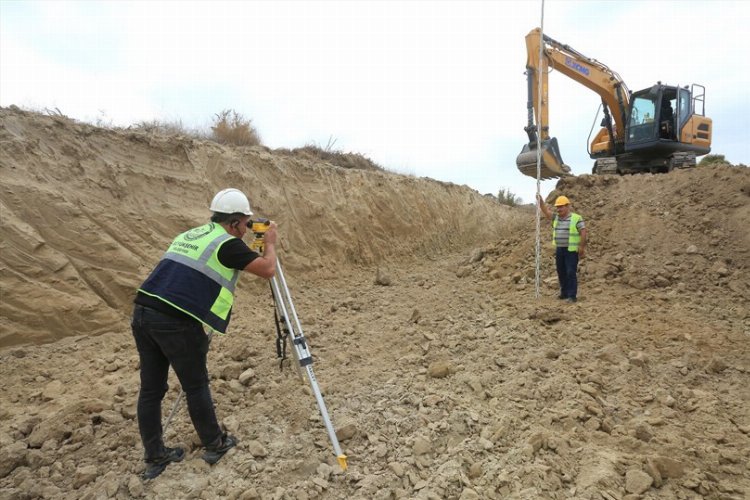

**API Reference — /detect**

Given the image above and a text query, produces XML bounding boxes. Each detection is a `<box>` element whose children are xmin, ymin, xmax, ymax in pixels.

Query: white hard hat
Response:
<box><xmin>210</xmin><ymin>188</ymin><xmax>253</xmax><ymax>215</ymax></box>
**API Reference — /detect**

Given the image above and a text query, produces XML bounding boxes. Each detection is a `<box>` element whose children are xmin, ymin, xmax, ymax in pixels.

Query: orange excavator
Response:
<box><xmin>516</xmin><ymin>28</ymin><xmax>713</xmax><ymax>179</ymax></box>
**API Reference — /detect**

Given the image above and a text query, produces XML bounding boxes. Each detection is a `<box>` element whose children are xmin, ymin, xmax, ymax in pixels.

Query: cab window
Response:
<box><xmin>628</xmin><ymin>96</ymin><xmax>657</xmax><ymax>142</ymax></box>
<box><xmin>629</xmin><ymin>97</ymin><xmax>656</xmax><ymax>126</ymax></box>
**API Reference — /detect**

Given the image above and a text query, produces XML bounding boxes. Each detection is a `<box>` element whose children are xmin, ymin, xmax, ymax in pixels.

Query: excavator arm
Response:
<box><xmin>516</xmin><ymin>28</ymin><xmax>631</xmax><ymax>179</ymax></box>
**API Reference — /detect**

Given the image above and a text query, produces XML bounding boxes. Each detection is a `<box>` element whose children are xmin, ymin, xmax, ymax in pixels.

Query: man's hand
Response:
<box><xmin>263</xmin><ymin>222</ymin><xmax>278</xmax><ymax>246</ymax></box>
<box><xmin>244</xmin><ymin>221</ymin><xmax>278</xmax><ymax>279</ymax></box>
<box><xmin>578</xmin><ymin>246</ymin><xmax>586</xmax><ymax>258</ymax></box>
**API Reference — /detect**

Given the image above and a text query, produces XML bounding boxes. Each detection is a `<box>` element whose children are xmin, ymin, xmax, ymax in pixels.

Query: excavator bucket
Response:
<box><xmin>515</xmin><ymin>137</ymin><xmax>572</xmax><ymax>180</ymax></box>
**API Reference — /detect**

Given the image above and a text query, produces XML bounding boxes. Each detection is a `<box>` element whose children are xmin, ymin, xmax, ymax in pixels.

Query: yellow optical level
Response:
<box><xmin>249</xmin><ymin>218</ymin><xmax>270</xmax><ymax>252</ymax></box>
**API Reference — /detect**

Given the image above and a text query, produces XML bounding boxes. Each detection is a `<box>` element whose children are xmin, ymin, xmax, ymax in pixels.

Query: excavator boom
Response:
<box><xmin>516</xmin><ymin>28</ymin><xmax>630</xmax><ymax>179</ymax></box>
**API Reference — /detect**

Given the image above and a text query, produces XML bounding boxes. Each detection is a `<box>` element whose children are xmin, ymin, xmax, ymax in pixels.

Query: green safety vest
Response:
<box><xmin>138</xmin><ymin>223</ymin><xmax>240</xmax><ymax>333</ymax></box>
<box><xmin>552</xmin><ymin>213</ymin><xmax>583</xmax><ymax>252</ymax></box>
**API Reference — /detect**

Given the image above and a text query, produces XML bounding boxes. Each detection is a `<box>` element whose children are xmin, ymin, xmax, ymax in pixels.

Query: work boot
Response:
<box><xmin>203</xmin><ymin>434</ymin><xmax>237</xmax><ymax>465</ymax></box>
<box><xmin>566</xmin><ymin>297</ymin><xmax>577</xmax><ymax>303</ymax></box>
<box><xmin>141</xmin><ymin>447</ymin><xmax>185</xmax><ymax>480</ymax></box>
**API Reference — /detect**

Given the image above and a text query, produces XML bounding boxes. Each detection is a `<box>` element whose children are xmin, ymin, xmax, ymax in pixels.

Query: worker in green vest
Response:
<box><xmin>132</xmin><ymin>188</ymin><xmax>277</xmax><ymax>479</ymax></box>
<box><xmin>537</xmin><ymin>194</ymin><xmax>588</xmax><ymax>303</ymax></box>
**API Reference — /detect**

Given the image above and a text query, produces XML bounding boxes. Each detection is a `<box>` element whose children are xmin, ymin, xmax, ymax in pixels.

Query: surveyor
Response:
<box><xmin>537</xmin><ymin>194</ymin><xmax>587</xmax><ymax>303</ymax></box>
<box><xmin>131</xmin><ymin>188</ymin><xmax>277</xmax><ymax>479</ymax></box>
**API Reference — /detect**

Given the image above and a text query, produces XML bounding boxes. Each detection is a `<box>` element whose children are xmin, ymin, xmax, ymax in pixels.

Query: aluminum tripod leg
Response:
<box><xmin>271</xmin><ymin>258</ymin><xmax>348</xmax><ymax>471</ymax></box>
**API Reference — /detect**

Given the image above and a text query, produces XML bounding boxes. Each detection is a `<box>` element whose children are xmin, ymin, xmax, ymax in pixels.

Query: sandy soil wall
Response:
<box><xmin>0</xmin><ymin>107</ymin><xmax>513</xmax><ymax>347</ymax></box>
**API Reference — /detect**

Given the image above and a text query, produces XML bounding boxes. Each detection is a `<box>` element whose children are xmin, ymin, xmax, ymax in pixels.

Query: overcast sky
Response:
<box><xmin>2</xmin><ymin>0</ymin><xmax>748</xmax><ymax>204</ymax></box>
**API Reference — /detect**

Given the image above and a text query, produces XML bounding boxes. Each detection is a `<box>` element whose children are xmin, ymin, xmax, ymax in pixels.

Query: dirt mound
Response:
<box><xmin>556</xmin><ymin>168</ymin><xmax>750</xmax><ymax>297</ymax></box>
<box><xmin>0</xmin><ymin>107</ymin><xmax>748</xmax><ymax>500</ymax></box>
<box><xmin>480</xmin><ymin>165</ymin><xmax>750</xmax><ymax>305</ymax></box>
<box><xmin>0</xmin><ymin>106</ymin><xmax>513</xmax><ymax>347</ymax></box>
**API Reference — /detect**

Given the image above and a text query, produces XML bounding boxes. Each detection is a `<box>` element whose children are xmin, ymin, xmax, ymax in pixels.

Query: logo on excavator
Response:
<box><xmin>565</xmin><ymin>56</ymin><xmax>590</xmax><ymax>76</ymax></box>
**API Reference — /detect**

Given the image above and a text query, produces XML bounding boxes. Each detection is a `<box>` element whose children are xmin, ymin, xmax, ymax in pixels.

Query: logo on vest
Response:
<box><xmin>185</xmin><ymin>223</ymin><xmax>214</xmax><ymax>241</ymax></box>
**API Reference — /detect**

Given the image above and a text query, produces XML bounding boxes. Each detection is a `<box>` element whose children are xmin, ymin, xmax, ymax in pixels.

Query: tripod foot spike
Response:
<box><xmin>337</xmin><ymin>454</ymin><xmax>348</xmax><ymax>471</ymax></box>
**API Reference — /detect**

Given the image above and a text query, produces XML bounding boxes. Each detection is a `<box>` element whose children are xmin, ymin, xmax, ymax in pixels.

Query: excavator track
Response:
<box><xmin>593</xmin><ymin>158</ymin><xmax>618</xmax><ymax>175</ymax></box>
<box><xmin>668</xmin><ymin>151</ymin><xmax>696</xmax><ymax>170</ymax></box>
<box><xmin>593</xmin><ymin>152</ymin><xmax>697</xmax><ymax>176</ymax></box>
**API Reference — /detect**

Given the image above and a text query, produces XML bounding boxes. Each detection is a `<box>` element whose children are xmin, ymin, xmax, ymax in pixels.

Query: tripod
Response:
<box><xmin>252</xmin><ymin>219</ymin><xmax>347</xmax><ymax>471</ymax></box>
<box><xmin>270</xmin><ymin>257</ymin><xmax>348</xmax><ymax>471</ymax></box>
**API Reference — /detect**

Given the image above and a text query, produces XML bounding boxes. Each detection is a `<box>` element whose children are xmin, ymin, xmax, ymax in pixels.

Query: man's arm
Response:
<box><xmin>578</xmin><ymin>227</ymin><xmax>588</xmax><ymax>258</ymax></box>
<box><xmin>536</xmin><ymin>194</ymin><xmax>552</xmax><ymax>220</ymax></box>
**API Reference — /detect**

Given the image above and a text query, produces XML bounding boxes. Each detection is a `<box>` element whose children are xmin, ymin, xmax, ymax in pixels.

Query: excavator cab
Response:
<box><xmin>624</xmin><ymin>83</ymin><xmax>712</xmax><ymax>163</ymax></box>
<box><xmin>626</xmin><ymin>84</ymin><xmax>676</xmax><ymax>144</ymax></box>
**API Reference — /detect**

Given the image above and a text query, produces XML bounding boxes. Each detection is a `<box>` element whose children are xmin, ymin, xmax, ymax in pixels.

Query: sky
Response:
<box><xmin>2</xmin><ymin>0</ymin><xmax>749</xmax><ymax>204</ymax></box>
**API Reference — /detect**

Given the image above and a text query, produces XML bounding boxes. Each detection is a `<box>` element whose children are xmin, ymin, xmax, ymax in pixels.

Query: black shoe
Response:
<box><xmin>141</xmin><ymin>447</ymin><xmax>185</xmax><ymax>480</ymax></box>
<box><xmin>566</xmin><ymin>297</ymin><xmax>577</xmax><ymax>303</ymax></box>
<box><xmin>558</xmin><ymin>295</ymin><xmax>566</xmax><ymax>300</ymax></box>
<box><xmin>203</xmin><ymin>434</ymin><xmax>237</xmax><ymax>465</ymax></box>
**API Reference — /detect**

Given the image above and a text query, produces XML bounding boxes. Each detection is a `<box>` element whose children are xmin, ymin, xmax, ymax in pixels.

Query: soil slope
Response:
<box><xmin>0</xmin><ymin>106</ymin><xmax>512</xmax><ymax>347</ymax></box>
<box><xmin>0</xmin><ymin>107</ymin><xmax>748</xmax><ymax>500</ymax></box>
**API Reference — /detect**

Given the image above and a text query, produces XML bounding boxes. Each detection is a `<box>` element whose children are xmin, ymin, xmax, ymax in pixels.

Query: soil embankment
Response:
<box><xmin>0</xmin><ymin>106</ymin><xmax>512</xmax><ymax>347</ymax></box>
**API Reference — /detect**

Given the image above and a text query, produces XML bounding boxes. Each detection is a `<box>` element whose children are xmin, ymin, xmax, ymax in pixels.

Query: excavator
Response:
<box><xmin>516</xmin><ymin>28</ymin><xmax>712</xmax><ymax>179</ymax></box>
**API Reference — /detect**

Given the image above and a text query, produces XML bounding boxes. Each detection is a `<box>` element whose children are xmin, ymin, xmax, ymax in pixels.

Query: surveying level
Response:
<box><xmin>248</xmin><ymin>218</ymin><xmax>270</xmax><ymax>253</ymax></box>
<box><xmin>270</xmin><ymin>257</ymin><xmax>348</xmax><ymax>471</ymax></box>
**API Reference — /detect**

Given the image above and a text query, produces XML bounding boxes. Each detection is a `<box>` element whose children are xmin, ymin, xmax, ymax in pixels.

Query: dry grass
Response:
<box><xmin>129</xmin><ymin>119</ymin><xmax>207</xmax><ymax>139</ymax></box>
<box><xmin>210</xmin><ymin>109</ymin><xmax>261</xmax><ymax>147</ymax></box>
<box><xmin>277</xmin><ymin>137</ymin><xmax>384</xmax><ymax>171</ymax></box>
<box><xmin>295</xmin><ymin>145</ymin><xmax>383</xmax><ymax>171</ymax></box>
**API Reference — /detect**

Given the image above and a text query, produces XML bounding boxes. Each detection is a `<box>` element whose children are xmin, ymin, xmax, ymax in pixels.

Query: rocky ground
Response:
<box><xmin>0</xmin><ymin>107</ymin><xmax>748</xmax><ymax>499</ymax></box>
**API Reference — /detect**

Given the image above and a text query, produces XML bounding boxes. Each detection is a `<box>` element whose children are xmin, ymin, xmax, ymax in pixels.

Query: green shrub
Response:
<box><xmin>698</xmin><ymin>154</ymin><xmax>726</xmax><ymax>166</ymax></box>
<box><xmin>497</xmin><ymin>188</ymin><xmax>521</xmax><ymax>207</ymax></box>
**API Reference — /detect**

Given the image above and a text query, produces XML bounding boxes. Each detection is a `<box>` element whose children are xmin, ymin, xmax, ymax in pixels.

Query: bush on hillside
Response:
<box><xmin>211</xmin><ymin>110</ymin><xmax>261</xmax><ymax>147</ymax></box>
<box><xmin>497</xmin><ymin>188</ymin><xmax>522</xmax><ymax>207</ymax></box>
<box><xmin>698</xmin><ymin>154</ymin><xmax>727</xmax><ymax>166</ymax></box>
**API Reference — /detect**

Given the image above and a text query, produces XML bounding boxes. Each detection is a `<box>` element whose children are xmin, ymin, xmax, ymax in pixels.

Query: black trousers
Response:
<box><xmin>131</xmin><ymin>304</ymin><xmax>223</xmax><ymax>461</ymax></box>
